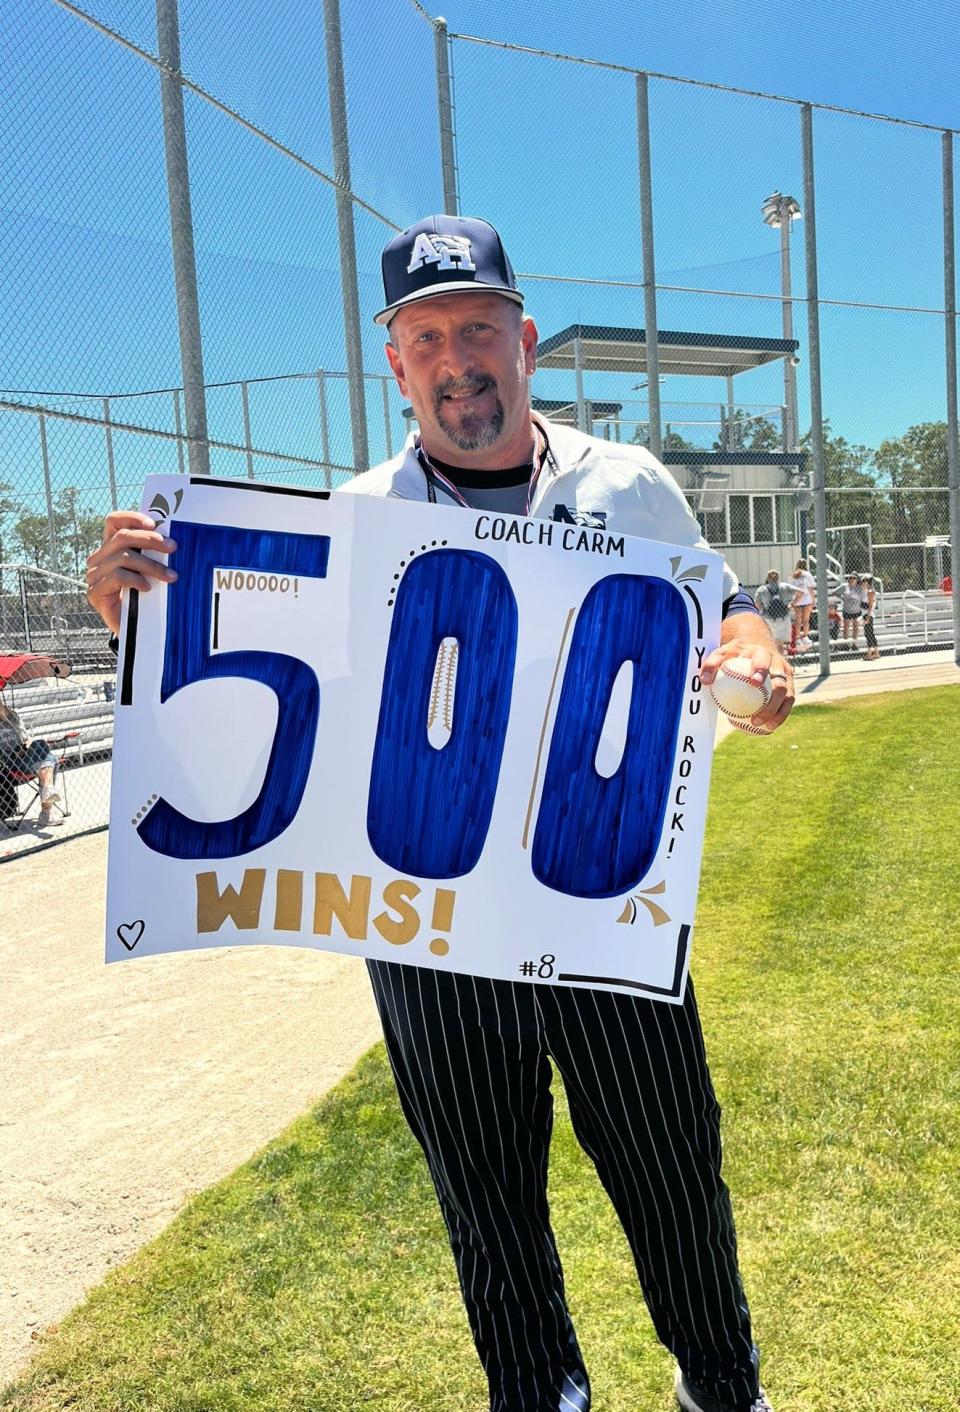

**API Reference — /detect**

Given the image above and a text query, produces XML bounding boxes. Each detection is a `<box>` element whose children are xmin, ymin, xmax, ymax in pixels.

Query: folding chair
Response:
<box><xmin>2</xmin><ymin>734</ymin><xmax>75</xmax><ymax>832</ymax></box>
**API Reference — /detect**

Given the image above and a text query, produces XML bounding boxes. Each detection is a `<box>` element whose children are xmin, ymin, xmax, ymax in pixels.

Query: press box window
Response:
<box><xmin>728</xmin><ymin>495</ymin><xmax>751</xmax><ymax>545</ymax></box>
<box><xmin>753</xmin><ymin>496</ymin><xmax>775</xmax><ymax>543</ymax></box>
<box><xmin>686</xmin><ymin>491</ymin><xmax>799</xmax><ymax>546</ymax></box>
<box><xmin>776</xmin><ymin>494</ymin><xmax>798</xmax><ymax>543</ymax></box>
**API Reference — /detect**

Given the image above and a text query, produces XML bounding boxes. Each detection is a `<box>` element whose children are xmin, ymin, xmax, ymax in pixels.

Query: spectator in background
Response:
<box><xmin>827</xmin><ymin>596</ymin><xmax>841</xmax><ymax>641</ymax></box>
<box><xmin>0</xmin><ymin>699</ymin><xmax>60</xmax><ymax>827</ymax></box>
<box><xmin>786</xmin><ymin>557</ymin><xmax>815</xmax><ymax>650</ymax></box>
<box><xmin>838</xmin><ymin>572</ymin><xmax>863</xmax><ymax>649</ymax></box>
<box><xmin>860</xmin><ymin>573</ymin><xmax>880</xmax><ymax>660</ymax></box>
<box><xmin>754</xmin><ymin>569</ymin><xmax>796</xmax><ymax>652</ymax></box>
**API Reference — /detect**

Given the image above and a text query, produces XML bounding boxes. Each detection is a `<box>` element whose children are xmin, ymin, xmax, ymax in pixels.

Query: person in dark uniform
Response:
<box><xmin>86</xmin><ymin>215</ymin><xmax>794</xmax><ymax>1412</ymax></box>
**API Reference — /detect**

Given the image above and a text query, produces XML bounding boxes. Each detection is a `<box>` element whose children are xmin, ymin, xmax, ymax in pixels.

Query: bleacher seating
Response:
<box><xmin>5</xmin><ymin>679</ymin><xmax>115</xmax><ymax>766</ymax></box>
<box><xmin>4</xmin><ymin>683</ymin><xmax>86</xmax><ymax>710</ymax></box>
<box><xmin>786</xmin><ymin>588</ymin><xmax>954</xmax><ymax>663</ymax></box>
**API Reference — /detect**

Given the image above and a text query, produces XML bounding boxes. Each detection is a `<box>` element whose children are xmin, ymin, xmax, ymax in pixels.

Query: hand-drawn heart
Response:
<box><xmin>117</xmin><ymin>920</ymin><xmax>145</xmax><ymax>951</ymax></box>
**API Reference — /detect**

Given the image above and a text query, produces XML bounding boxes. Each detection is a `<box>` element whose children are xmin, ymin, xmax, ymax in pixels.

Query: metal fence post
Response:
<box><xmin>381</xmin><ymin>376</ymin><xmax>394</xmax><ymax>459</ymax></box>
<box><xmin>39</xmin><ymin>414</ymin><xmax>59</xmax><ymax>576</ymax></box>
<box><xmin>942</xmin><ymin>130</ymin><xmax>960</xmax><ymax>667</ymax></box>
<box><xmin>316</xmin><ymin>370</ymin><xmax>331</xmax><ymax>488</ymax></box>
<box><xmin>241</xmin><ymin>380</ymin><xmax>255</xmax><ymax>479</ymax></box>
<box><xmin>173</xmin><ymin>389</ymin><xmax>186</xmax><ymax>474</ymax></box>
<box><xmin>19</xmin><ymin>569</ymin><xmax>32</xmax><ymax>653</ymax></box>
<box><xmin>103</xmin><ymin>398</ymin><xmax>119</xmax><ymax>511</ymax></box>
<box><xmin>434</xmin><ymin>17</ymin><xmax>459</xmax><ymax>215</ymax></box>
<box><xmin>156</xmin><ymin>0</ymin><xmax>210</xmax><ymax>476</ymax></box>
<box><xmin>801</xmin><ymin>104</ymin><xmax>830</xmax><ymax>678</ymax></box>
<box><xmin>38</xmin><ymin>412</ymin><xmax>65</xmax><ymax>636</ymax></box>
<box><xmin>636</xmin><ymin>73</ymin><xmax>663</xmax><ymax>462</ymax></box>
<box><xmin>322</xmin><ymin>0</ymin><xmax>369</xmax><ymax>474</ymax></box>
<box><xmin>574</xmin><ymin>333</ymin><xmax>587</xmax><ymax>432</ymax></box>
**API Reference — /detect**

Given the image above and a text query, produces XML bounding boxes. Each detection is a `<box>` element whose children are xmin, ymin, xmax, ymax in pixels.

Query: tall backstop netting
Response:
<box><xmin>2</xmin><ymin>0</ymin><xmax>958</xmax><ymax>853</ymax></box>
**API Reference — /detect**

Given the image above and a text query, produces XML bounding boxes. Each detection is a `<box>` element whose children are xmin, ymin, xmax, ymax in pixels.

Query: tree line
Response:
<box><xmin>681</xmin><ymin>415</ymin><xmax>952</xmax><ymax>547</ymax></box>
<box><xmin>0</xmin><ymin>483</ymin><xmax>104</xmax><ymax>582</ymax></box>
<box><xmin>2</xmin><ymin>419</ymin><xmax>954</xmax><ymax>580</ymax></box>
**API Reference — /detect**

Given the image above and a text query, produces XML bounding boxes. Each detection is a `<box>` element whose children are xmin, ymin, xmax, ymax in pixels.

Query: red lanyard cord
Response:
<box><xmin>416</xmin><ymin>423</ymin><xmax>555</xmax><ymax>515</ymax></box>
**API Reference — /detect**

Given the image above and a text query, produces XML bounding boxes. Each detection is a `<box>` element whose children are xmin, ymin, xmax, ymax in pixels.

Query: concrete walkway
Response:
<box><xmin>1</xmin><ymin>652</ymin><xmax>958</xmax><ymax>1386</ymax></box>
<box><xmin>0</xmin><ymin>839</ymin><xmax>381</xmax><ymax>1386</ymax></box>
<box><xmin>792</xmin><ymin>645</ymin><xmax>960</xmax><ymax>700</ymax></box>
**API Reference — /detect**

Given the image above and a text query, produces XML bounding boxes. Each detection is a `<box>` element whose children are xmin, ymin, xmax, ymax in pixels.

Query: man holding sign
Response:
<box><xmin>87</xmin><ymin>216</ymin><xmax>792</xmax><ymax>1412</ymax></box>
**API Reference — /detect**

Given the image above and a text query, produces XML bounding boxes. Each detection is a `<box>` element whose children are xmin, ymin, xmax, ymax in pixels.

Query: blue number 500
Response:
<box><xmin>142</xmin><ymin>532</ymin><xmax>689</xmax><ymax>900</ymax></box>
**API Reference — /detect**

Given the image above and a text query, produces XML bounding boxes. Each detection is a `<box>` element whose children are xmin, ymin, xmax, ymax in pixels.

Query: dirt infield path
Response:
<box><xmin>2</xmin><ymin>653</ymin><xmax>957</xmax><ymax>1384</ymax></box>
<box><xmin>0</xmin><ymin>835</ymin><xmax>380</xmax><ymax>1386</ymax></box>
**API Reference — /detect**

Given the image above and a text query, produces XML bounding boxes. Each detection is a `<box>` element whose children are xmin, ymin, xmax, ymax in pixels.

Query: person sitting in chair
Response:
<box><xmin>0</xmin><ymin>699</ymin><xmax>61</xmax><ymax>827</ymax></box>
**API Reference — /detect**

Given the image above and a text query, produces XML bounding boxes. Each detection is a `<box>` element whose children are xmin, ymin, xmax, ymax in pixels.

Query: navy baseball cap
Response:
<box><xmin>374</xmin><ymin>214</ymin><xmax>524</xmax><ymax>326</ymax></box>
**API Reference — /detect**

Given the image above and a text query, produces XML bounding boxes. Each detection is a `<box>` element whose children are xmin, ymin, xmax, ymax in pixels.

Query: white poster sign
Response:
<box><xmin>106</xmin><ymin>475</ymin><xmax>723</xmax><ymax>1000</ymax></box>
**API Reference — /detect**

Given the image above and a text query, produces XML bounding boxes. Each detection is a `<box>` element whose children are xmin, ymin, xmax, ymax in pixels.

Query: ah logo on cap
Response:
<box><xmin>375</xmin><ymin>214</ymin><xmax>523</xmax><ymax>326</ymax></box>
<box><xmin>406</xmin><ymin>232</ymin><xmax>477</xmax><ymax>275</ymax></box>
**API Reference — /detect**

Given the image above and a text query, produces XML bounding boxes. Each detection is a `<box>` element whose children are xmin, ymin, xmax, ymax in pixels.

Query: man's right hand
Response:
<box><xmin>86</xmin><ymin>511</ymin><xmax>178</xmax><ymax>637</ymax></box>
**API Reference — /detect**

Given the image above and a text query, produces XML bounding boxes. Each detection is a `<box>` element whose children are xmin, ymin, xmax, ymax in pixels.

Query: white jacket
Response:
<box><xmin>338</xmin><ymin>414</ymin><xmax>739</xmax><ymax>601</ymax></box>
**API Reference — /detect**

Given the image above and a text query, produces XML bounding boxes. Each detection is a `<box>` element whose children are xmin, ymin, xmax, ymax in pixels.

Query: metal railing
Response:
<box><xmin>901</xmin><ymin>589</ymin><xmax>929</xmax><ymax>643</ymax></box>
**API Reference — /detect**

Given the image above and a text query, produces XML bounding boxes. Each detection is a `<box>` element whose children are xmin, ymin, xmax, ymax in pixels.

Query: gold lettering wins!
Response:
<box><xmin>195</xmin><ymin>869</ymin><xmax>457</xmax><ymax>957</ymax></box>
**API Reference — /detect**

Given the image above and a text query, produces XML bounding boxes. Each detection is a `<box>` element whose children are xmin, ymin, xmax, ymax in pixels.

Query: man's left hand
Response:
<box><xmin>700</xmin><ymin>628</ymin><xmax>795</xmax><ymax>734</ymax></box>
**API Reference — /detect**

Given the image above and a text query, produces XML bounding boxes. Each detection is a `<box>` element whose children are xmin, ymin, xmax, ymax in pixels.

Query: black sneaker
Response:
<box><xmin>675</xmin><ymin>1367</ymin><xmax>774</xmax><ymax>1412</ymax></box>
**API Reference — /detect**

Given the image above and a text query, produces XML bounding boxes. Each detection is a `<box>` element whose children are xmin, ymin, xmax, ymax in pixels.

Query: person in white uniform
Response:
<box><xmin>86</xmin><ymin>215</ymin><xmax>794</xmax><ymax>1412</ymax></box>
<box><xmin>786</xmin><ymin>558</ymin><xmax>816</xmax><ymax>650</ymax></box>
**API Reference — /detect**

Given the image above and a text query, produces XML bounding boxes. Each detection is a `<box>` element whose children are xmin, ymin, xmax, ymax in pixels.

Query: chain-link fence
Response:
<box><xmin>448</xmin><ymin>29</ymin><xmax>958</xmax><ymax>648</ymax></box>
<box><xmin>2</xmin><ymin>0</ymin><xmax>959</xmax><ymax>856</ymax></box>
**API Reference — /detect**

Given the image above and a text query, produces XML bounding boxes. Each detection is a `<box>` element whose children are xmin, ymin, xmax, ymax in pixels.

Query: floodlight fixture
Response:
<box><xmin>762</xmin><ymin>191</ymin><xmax>802</xmax><ymax>228</ymax></box>
<box><xmin>762</xmin><ymin>191</ymin><xmax>802</xmax><ymax>452</ymax></box>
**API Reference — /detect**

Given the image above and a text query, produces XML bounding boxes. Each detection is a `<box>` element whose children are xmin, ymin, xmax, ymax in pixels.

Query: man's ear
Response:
<box><xmin>521</xmin><ymin>316</ymin><xmax>538</xmax><ymax>377</ymax></box>
<box><xmin>385</xmin><ymin>340</ymin><xmax>409</xmax><ymax>398</ymax></box>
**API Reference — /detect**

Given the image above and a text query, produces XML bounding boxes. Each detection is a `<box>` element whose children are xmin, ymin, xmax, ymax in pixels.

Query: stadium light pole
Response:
<box><xmin>762</xmin><ymin>191</ymin><xmax>801</xmax><ymax>453</ymax></box>
<box><xmin>764</xmin><ymin>190</ymin><xmax>808</xmax><ymax>577</ymax></box>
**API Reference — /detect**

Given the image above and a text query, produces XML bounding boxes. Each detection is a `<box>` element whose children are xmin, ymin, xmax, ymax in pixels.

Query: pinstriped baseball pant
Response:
<box><xmin>367</xmin><ymin>960</ymin><xmax>760</xmax><ymax>1412</ymax></box>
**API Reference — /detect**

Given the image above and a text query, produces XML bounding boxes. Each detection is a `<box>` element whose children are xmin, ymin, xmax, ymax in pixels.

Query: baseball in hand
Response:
<box><xmin>709</xmin><ymin>656</ymin><xmax>771</xmax><ymax>721</ymax></box>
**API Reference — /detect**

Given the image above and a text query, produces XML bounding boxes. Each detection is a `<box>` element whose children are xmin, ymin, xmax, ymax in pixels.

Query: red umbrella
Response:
<box><xmin>0</xmin><ymin>653</ymin><xmax>72</xmax><ymax>692</ymax></box>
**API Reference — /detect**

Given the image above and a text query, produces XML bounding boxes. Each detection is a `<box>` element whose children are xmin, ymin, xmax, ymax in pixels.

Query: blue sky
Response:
<box><xmin>434</xmin><ymin>0</ymin><xmax>960</xmax><ymax>131</ymax></box>
<box><xmin>2</xmin><ymin>0</ymin><xmax>959</xmax><ymax>513</ymax></box>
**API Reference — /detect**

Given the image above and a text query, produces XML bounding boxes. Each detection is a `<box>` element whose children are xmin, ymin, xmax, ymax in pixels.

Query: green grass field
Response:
<box><xmin>3</xmin><ymin>686</ymin><xmax>958</xmax><ymax>1412</ymax></box>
